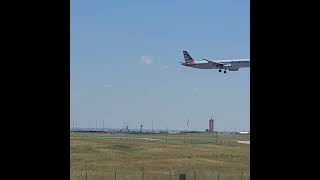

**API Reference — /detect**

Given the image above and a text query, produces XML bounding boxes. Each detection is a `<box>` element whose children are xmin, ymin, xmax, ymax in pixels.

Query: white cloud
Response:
<box><xmin>161</xmin><ymin>65</ymin><xmax>169</xmax><ymax>70</ymax></box>
<box><xmin>104</xmin><ymin>84</ymin><xmax>113</xmax><ymax>88</ymax></box>
<box><xmin>141</xmin><ymin>55</ymin><xmax>154</xmax><ymax>65</ymax></box>
<box><xmin>193</xmin><ymin>88</ymin><xmax>200</xmax><ymax>95</ymax></box>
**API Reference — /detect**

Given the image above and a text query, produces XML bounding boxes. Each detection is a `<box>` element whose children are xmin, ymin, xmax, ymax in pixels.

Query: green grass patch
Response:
<box><xmin>108</xmin><ymin>144</ymin><xmax>137</xmax><ymax>154</ymax></box>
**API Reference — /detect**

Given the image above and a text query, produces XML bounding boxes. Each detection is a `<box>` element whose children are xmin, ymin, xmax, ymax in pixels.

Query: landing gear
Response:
<box><xmin>219</xmin><ymin>69</ymin><xmax>221</xmax><ymax>72</ymax></box>
<box><xmin>224</xmin><ymin>70</ymin><xmax>227</xmax><ymax>73</ymax></box>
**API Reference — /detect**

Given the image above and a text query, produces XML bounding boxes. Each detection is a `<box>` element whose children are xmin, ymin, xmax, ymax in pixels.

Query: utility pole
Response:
<box><xmin>166</xmin><ymin>133</ymin><xmax>168</xmax><ymax>143</ymax></box>
<box><xmin>140</xmin><ymin>124</ymin><xmax>143</xmax><ymax>133</ymax></box>
<box><xmin>186</xmin><ymin>117</ymin><xmax>189</xmax><ymax>132</ymax></box>
<box><xmin>216</xmin><ymin>131</ymin><xmax>218</xmax><ymax>144</ymax></box>
<box><xmin>166</xmin><ymin>125</ymin><xmax>168</xmax><ymax>143</ymax></box>
<box><xmin>75</xmin><ymin>120</ymin><xmax>77</xmax><ymax>136</ymax></box>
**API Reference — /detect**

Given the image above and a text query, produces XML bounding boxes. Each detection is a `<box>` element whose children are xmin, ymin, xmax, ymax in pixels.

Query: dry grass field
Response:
<box><xmin>70</xmin><ymin>132</ymin><xmax>250</xmax><ymax>180</ymax></box>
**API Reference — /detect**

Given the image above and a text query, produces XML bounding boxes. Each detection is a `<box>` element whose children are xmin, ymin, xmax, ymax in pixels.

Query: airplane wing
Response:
<box><xmin>202</xmin><ymin>59</ymin><xmax>225</xmax><ymax>67</ymax></box>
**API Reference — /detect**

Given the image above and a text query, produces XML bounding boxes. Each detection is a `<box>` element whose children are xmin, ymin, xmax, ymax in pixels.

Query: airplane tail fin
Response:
<box><xmin>183</xmin><ymin>51</ymin><xmax>195</xmax><ymax>64</ymax></box>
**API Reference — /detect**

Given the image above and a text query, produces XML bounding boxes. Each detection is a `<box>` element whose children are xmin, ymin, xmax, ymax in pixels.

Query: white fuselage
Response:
<box><xmin>182</xmin><ymin>59</ymin><xmax>250</xmax><ymax>70</ymax></box>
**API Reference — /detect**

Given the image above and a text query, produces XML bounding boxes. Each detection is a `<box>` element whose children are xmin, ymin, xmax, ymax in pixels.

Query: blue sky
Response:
<box><xmin>71</xmin><ymin>0</ymin><xmax>250</xmax><ymax>131</ymax></box>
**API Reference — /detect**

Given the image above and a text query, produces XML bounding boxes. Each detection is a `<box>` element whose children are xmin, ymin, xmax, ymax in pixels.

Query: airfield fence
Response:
<box><xmin>70</xmin><ymin>170</ymin><xmax>250</xmax><ymax>180</ymax></box>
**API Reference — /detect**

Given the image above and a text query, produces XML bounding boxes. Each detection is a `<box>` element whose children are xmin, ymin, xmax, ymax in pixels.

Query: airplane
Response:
<box><xmin>180</xmin><ymin>51</ymin><xmax>250</xmax><ymax>73</ymax></box>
